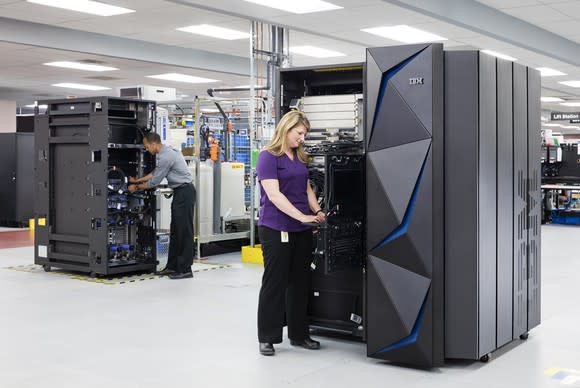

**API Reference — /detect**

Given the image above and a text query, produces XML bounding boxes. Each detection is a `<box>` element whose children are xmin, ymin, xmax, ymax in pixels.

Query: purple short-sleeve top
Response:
<box><xmin>256</xmin><ymin>150</ymin><xmax>310</xmax><ymax>232</ymax></box>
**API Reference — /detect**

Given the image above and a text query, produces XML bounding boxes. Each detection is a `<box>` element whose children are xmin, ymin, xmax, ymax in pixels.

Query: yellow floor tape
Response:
<box><xmin>4</xmin><ymin>262</ymin><xmax>231</xmax><ymax>285</ymax></box>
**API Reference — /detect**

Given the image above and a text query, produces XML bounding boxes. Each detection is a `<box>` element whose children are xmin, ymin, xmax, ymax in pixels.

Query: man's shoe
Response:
<box><xmin>290</xmin><ymin>337</ymin><xmax>320</xmax><ymax>350</ymax></box>
<box><xmin>168</xmin><ymin>271</ymin><xmax>193</xmax><ymax>280</ymax></box>
<box><xmin>259</xmin><ymin>342</ymin><xmax>275</xmax><ymax>356</ymax></box>
<box><xmin>156</xmin><ymin>268</ymin><xmax>176</xmax><ymax>276</ymax></box>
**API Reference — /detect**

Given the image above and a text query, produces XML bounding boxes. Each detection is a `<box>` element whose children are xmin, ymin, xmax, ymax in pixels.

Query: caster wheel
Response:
<box><xmin>480</xmin><ymin>353</ymin><xmax>491</xmax><ymax>363</ymax></box>
<box><xmin>43</xmin><ymin>264</ymin><xmax>51</xmax><ymax>272</ymax></box>
<box><xmin>520</xmin><ymin>332</ymin><xmax>529</xmax><ymax>340</ymax></box>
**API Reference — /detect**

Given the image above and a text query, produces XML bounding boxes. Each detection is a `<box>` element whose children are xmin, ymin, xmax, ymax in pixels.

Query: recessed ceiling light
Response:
<box><xmin>481</xmin><ymin>50</ymin><xmax>517</xmax><ymax>61</ymax></box>
<box><xmin>44</xmin><ymin>61</ymin><xmax>118</xmax><ymax>72</ymax></box>
<box><xmin>561</xmin><ymin>102</ymin><xmax>580</xmax><ymax>107</ymax></box>
<box><xmin>361</xmin><ymin>25</ymin><xmax>447</xmax><ymax>43</ymax></box>
<box><xmin>146</xmin><ymin>73</ymin><xmax>219</xmax><ymax>84</ymax></box>
<box><xmin>559</xmin><ymin>81</ymin><xmax>580</xmax><ymax>88</ymax></box>
<box><xmin>26</xmin><ymin>0</ymin><xmax>134</xmax><ymax>16</ymax></box>
<box><xmin>176</xmin><ymin>24</ymin><xmax>250</xmax><ymax>40</ymax></box>
<box><xmin>242</xmin><ymin>0</ymin><xmax>342</xmax><ymax>14</ymax></box>
<box><xmin>289</xmin><ymin>46</ymin><xmax>346</xmax><ymax>58</ymax></box>
<box><xmin>537</xmin><ymin>67</ymin><xmax>566</xmax><ymax>77</ymax></box>
<box><xmin>541</xmin><ymin>97</ymin><xmax>565</xmax><ymax>102</ymax></box>
<box><xmin>52</xmin><ymin>83</ymin><xmax>111</xmax><ymax>91</ymax></box>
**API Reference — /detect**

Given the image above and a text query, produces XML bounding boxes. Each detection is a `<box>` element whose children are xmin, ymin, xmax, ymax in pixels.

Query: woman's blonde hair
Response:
<box><xmin>265</xmin><ymin>110</ymin><xmax>311</xmax><ymax>163</ymax></box>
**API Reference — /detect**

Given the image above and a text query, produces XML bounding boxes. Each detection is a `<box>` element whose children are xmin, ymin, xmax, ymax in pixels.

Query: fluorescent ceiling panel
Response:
<box><xmin>25</xmin><ymin>104</ymin><xmax>48</xmax><ymax>108</ymax></box>
<box><xmin>559</xmin><ymin>81</ymin><xmax>580</xmax><ymax>88</ymax></box>
<box><xmin>361</xmin><ymin>25</ymin><xmax>447</xmax><ymax>43</ymax></box>
<box><xmin>176</xmin><ymin>24</ymin><xmax>250</xmax><ymax>40</ymax></box>
<box><xmin>544</xmin><ymin>123</ymin><xmax>562</xmax><ymax>127</ymax></box>
<box><xmin>541</xmin><ymin>97</ymin><xmax>564</xmax><ymax>102</ymax></box>
<box><xmin>26</xmin><ymin>0</ymin><xmax>134</xmax><ymax>16</ymax></box>
<box><xmin>561</xmin><ymin>102</ymin><xmax>580</xmax><ymax>107</ymax></box>
<box><xmin>44</xmin><ymin>61</ymin><xmax>118</xmax><ymax>72</ymax></box>
<box><xmin>52</xmin><ymin>83</ymin><xmax>111</xmax><ymax>90</ymax></box>
<box><xmin>147</xmin><ymin>73</ymin><xmax>219</xmax><ymax>83</ymax></box>
<box><xmin>242</xmin><ymin>0</ymin><xmax>342</xmax><ymax>14</ymax></box>
<box><xmin>537</xmin><ymin>67</ymin><xmax>566</xmax><ymax>77</ymax></box>
<box><xmin>481</xmin><ymin>50</ymin><xmax>517</xmax><ymax>61</ymax></box>
<box><xmin>289</xmin><ymin>46</ymin><xmax>345</xmax><ymax>58</ymax></box>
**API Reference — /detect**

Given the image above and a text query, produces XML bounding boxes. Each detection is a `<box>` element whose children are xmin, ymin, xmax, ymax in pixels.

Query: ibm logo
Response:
<box><xmin>409</xmin><ymin>77</ymin><xmax>424</xmax><ymax>85</ymax></box>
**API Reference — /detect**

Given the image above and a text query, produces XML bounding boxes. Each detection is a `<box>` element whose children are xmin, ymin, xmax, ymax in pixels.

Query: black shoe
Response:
<box><xmin>156</xmin><ymin>268</ymin><xmax>176</xmax><ymax>276</ymax></box>
<box><xmin>290</xmin><ymin>337</ymin><xmax>320</xmax><ymax>350</ymax></box>
<box><xmin>168</xmin><ymin>271</ymin><xmax>193</xmax><ymax>280</ymax></box>
<box><xmin>259</xmin><ymin>342</ymin><xmax>275</xmax><ymax>356</ymax></box>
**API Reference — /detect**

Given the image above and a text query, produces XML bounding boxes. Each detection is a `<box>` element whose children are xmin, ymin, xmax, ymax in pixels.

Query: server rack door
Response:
<box><xmin>527</xmin><ymin>68</ymin><xmax>542</xmax><ymax>330</ymax></box>
<box><xmin>365</xmin><ymin>43</ymin><xmax>444</xmax><ymax>367</ymax></box>
<box><xmin>513</xmin><ymin>63</ymin><xmax>529</xmax><ymax>339</ymax></box>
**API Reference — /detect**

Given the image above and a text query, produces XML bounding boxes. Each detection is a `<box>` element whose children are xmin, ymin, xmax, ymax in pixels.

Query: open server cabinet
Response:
<box><xmin>280</xmin><ymin>65</ymin><xmax>366</xmax><ymax>338</ymax></box>
<box><xmin>34</xmin><ymin>97</ymin><xmax>158</xmax><ymax>276</ymax></box>
<box><xmin>280</xmin><ymin>43</ymin><xmax>541</xmax><ymax>368</ymax></box>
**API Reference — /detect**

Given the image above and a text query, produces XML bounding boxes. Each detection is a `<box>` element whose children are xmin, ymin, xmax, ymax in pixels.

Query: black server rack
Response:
<box><xmin>279</xmin><ymin>44</ymin><xmax>541</xmax><ymax>368</ymax></box>
<box><xmin>444</xmin><ymin>52</ymin><xmax>542</xmax><ymax>361</ymax></box>
<box><xmin>365</xmin><ymin>43</ymin><xmax>445</xmax><ymax>367</ymax></box>
<box><xmin>0</xmin><ymin>132</ymin><xmax>34</xmax><ymax>226</ymax></box>
<box><xmin>34</xmin><ymin>97</ymin><xmax>158</xmax><ymax>276</ymax></box>
<box><xmin>307</xmin><ymin>143</ymin><xmax>365</xmax><ymax>336</ymax></box>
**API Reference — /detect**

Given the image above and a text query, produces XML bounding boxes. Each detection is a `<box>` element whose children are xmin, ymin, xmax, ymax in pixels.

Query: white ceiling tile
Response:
<box><xmin>501</xmin><ymin>4</ymin><xmax>569</xmax><ymax>22</ymax></box>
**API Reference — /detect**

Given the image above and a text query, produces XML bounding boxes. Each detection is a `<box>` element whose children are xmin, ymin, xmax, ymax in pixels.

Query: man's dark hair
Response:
<box><xmin>143</xmin><ymin>132</ymin><xmax>161</xmax><ymax>144</ymax></box>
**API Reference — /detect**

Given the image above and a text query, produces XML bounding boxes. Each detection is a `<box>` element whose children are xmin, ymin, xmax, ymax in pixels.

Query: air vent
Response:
<box><xmin>85</xmin><ymin>76</ymin><xmax>122</xmax><ymax>81</ymax></box>
<box><xmin>78</xmin><ymin>59</ymin><xmax>108</xmax><ymax>65</ymax></box>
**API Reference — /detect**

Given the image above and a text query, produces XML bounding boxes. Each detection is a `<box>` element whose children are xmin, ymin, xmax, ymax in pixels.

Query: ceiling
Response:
<box><xmin>1</xmin><ymin>0</ymin><xmax>580</xmax><ymax>131</ymax></box>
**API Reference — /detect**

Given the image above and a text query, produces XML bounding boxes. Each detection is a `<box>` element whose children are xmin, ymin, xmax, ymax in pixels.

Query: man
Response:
<box><xmin>128</xmin><ymin>132</ymin><xmax>195</xmax><ymax>280</ymax></box>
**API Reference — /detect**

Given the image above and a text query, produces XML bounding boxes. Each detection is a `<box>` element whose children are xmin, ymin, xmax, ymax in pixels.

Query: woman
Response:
<box><xmin>256</xmin><ymin>110</ymin><xmax>326</xmax><ymax>356</ymax></box>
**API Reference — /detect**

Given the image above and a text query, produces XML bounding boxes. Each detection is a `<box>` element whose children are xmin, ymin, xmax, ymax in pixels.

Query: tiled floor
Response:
<box><xmin>0</xmin><ymin>225</ymin><xmax>578</xmax><ymax>388</ymax></box>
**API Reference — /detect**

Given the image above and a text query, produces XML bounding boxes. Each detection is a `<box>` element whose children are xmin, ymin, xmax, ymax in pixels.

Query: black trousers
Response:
<box><xmin>257</xmin><ymin>226</ymin><xmax>313</xmax><ymax>344</ymax></box>
<box><xmin>167</xmin><ymin>183</ymin><xmax>195</xmax><ymax>273</ymax></box>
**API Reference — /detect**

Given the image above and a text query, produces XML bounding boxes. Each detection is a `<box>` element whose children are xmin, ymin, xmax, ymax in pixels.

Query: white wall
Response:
<box><xmin>0</xmin><ymin>101</ymin><xmax>16</xmax><ymax>133</ymax></box>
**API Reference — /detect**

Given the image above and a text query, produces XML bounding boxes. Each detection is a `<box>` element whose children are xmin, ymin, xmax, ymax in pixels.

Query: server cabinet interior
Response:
<box><xmin>34</xmin><ymin>97</ymin><xmax>158</xmax><ymax>276</ymax></box>
<box><xmin>279</xmin><ymin>65</ymin><xmax>366</xmax><ymax>336</ymax></box>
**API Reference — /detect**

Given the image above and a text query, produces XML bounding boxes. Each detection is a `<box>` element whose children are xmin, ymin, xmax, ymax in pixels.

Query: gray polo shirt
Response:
<box><xmin>149</xmin><ymin>145</ymin><xmax>193</xmax><ymax>188</ymax></box>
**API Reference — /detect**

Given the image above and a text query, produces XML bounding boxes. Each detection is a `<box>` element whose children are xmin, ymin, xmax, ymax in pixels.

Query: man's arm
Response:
<box><xmin>129</xmin><ymin>173</ymin><xmax>153</xmax><ymax>184</ymax></box>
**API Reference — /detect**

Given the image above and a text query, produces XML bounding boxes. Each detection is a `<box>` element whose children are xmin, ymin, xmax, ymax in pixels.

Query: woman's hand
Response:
<box><xmin>300</xmin><ymin>214</ymin><xmax>318</xmax><ymax>224</ymax></box>
<box><xmin>128</xmin><ymin>176</ymin><xmax>139</xmax><ymax>183</ymax></box>
<box><xmin>314</xmin><ymin>211</ymin><xmax>326</xmax><ymax>223</ymax></box>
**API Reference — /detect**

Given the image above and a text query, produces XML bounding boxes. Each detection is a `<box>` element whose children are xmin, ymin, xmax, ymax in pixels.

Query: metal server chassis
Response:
<box><xmin>34</xmin><ymin>97</ymin><xmax>158</xmax><ymax>277</ymax></box>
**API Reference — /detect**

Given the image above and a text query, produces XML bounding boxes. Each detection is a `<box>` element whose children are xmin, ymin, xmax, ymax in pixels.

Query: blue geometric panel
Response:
<box><xmin>390</xmin><ymin>46</ymin><xmax>435</xmax><ymax>135</ymax></box>
<box><xmin>368</xmin><ymin>139</ymin><xmax>431</xmax><ymax>227</ymax></box>
<box><xmin>368</xmin><ymin>44</ymin><xmax>430</xmax><ymax>74</ymax></box>
<box><xmin>373</xmin><ymin>142</ymin><xmax>430</xmax><ymax>250</ymax></box>
<box><xmin>366</xmin><ymin>159</ymin><xmax>401</xmax><ymax>250</ymax></box>
<box><xmin>368</xmin><ymin>82</ymin><xmax>431</xmax><ymax>152</ymax></box>
<box><xmin>370</xmin><ymin>234</ymin><xmax>430</xmax><ymax>279</ymax></box>
<box><xmin>377</xmin><ymin>286</ymin><xmax>431</xmax><ymax>354</ymax></box>
<box><xmin>373</xmin><ymin>259</ymin><xmax>431</xmax><ymax>335</ymax></box>
<box><xmin>370</xmin><ymin>51</ymin><xmax>421</xmax><ymax>138</ymax></box>
<box><xmin>366</xmin><ymin>255</ymin><xmax>411</xmax><ymax>355</ymax></box>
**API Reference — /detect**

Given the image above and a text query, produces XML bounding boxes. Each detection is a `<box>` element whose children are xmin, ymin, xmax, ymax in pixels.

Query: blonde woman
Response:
<box><xmin>256</xmin><ymin>110</ymin><xmax>326</xmax><ymax>356</ymax></box>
